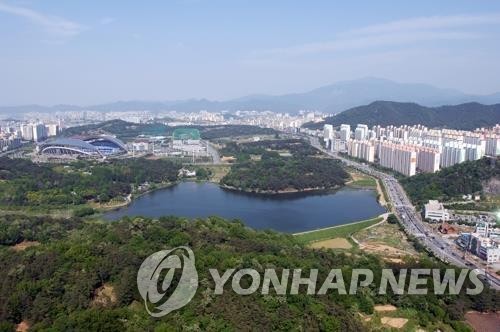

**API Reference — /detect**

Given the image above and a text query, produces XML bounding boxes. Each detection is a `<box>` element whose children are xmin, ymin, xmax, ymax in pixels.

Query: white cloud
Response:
<box><xmin>255</xmin><ymin>31</ymin><xmax>479</xmax><ymax>57</ymax></box>
<box><xmin>0</xmin><ymin>1</ymin><xmax>86</xmax><ymax>38</ymax></box>
<box><xmin>250</xmin><ymin>13</ymin><xmax>500</xmax><ymax>59</ymax></box>
<box><xmin>344</xmin><ymin>13</ymin><xmax>500</xmax><ymax>36</ymax></box>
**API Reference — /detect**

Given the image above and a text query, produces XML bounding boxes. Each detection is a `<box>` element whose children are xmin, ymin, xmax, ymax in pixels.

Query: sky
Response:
<box><xmin>1</xmin><ymin>0</ymin><xmax>500</xmax><ymax>105</ymax></box>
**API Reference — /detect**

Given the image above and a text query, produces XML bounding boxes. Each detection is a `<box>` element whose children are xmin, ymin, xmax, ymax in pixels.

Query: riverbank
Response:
<box><xmin>93</xmin><ymin>181</ymin><xmax>179</xmax><ymax>212</ymax></box>
<box><xmin>346</xmin><ymin>169</ymin><xmax>387</xmax><ymax>207</ymax></box>
<box><xmin>219</xmin><ymin>183</ymin><xmax>342</xmax><ymax>195</ymax></box>
<box><xmin>293</xmin><ymin>215</ymin><xmax>385</xmax><ymax>244</ymax></box>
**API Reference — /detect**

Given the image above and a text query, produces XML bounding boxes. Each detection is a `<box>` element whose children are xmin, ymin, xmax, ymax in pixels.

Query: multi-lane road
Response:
<box><xmin>308</xmin><ymin>136</ymin><xmax>500</xmax><ymax>290</ymax></box>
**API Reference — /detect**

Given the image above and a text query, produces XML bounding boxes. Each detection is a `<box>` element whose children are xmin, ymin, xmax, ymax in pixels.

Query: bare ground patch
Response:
<box><xmin>465</xmin><ymin>311</ymin><xmax>500</xmax><ymax>332</ymax></box>
<box><xmin>381</xmin><ymin>317</ymin><xmax>408</xmax><ymax>329</ymax></box>
<box><xmin>309</xmin><ymin>238</ymin><xmax>352</xmax><ymax>249</ymax></box>
<box><xmin>374</xmin><ymin>304</ymin><xmax>397</xmax><ymax>312</ymax></box>
<box><xmin>91</xmin><ymin>283</ymin><xmax>117</xmax><ymax>307</ymax></box>
<box><xmin>361</xmin><ymin>243</ymin><xmax>411</xmax><ymax>258</ymax></box>
<box><xmin>16</xmin><ymin>321</ymin><xmax>29</xmax><ymax>332</ymax></box>
<box><xmin>11</xmin><ymin>241</ymin><xmax>40</xmax><ymax>252</ymax></box>
<box><xmin>354</xmin><ymin>221</ymin><xmax>418</xmax><ymax>258</ymax></box>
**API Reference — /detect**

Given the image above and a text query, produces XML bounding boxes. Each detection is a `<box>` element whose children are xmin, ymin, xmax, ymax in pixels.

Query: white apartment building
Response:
<box><xmin>340</xmin><ymin>123</ymin><xmax>499</xmax><ymax>176</ymax></box>
<box><xmin>339</xmin><ymin>124</ymin><xmax>351</xmax><ymax>141</ymax></box>
<box><xmin>347</xmin><ymin>139</ymin><xmax>375</xmax><ymax>163</ymax></box>
<box><xmin>330</xmin><ymin>138</ymin><xmax>345</xmax><ymax>152</ymax></box>
<box><xmin>46</xmin><ymin>124</ymin><xmax>60</xmax><ymax>137</ymax></box>
<box><xmin>441</xmin><ymin>142</ymin><xmax>465</xmax><ymax>168</ymax></box>
<box><xmin>354</xmin><ymin>124</ymin><xmax>368</xmax><ymax>140</ymax></box>
<box><xmin>485</xmin><ymin>135</ymin><xmax>499</xmax><ymax>156</ymax></box>
<box><xmin>424</xmin><ymin>200</ymin><xmax>450</xmax><ymax>221</ymax></box>
<box><xmin>33</xmin><ymin>124</ymin><xmax>47</xmax><ymax>142</ymax></box>
<box><xmin>417</xmin><ymin>147</ymin><xmax>440</xmax><ymax>173</ymax></box>
<box><xmin>464</xmin><ymin>144</ymin><xmax>484</xmax><ymax>161</ymax></box>
<box><xmin>20</xmin><ymin>124</ymin><xmax>33</xmax><ymax>141</ymax></box>
<box><xmin>379</xmin><ymin>143</ymin><xmax>417</xmax><ymax>176</ymax></box>
<box><xmin>323</xmin><ymin>124</ymin><xmax>334</xmax><ymax>142</ymax></box>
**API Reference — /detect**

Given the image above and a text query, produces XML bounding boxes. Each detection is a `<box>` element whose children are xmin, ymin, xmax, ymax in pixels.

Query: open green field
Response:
<box><xmin>294</xmin><ymin>216</ymin><xmax>383</xmax><ymax>244</ymax></box>
<box><xmin>346</xmin><ymin>168</ymin><xmax>377</xmax><ymax>188</ymax></box>
<box><xmin>349</xmin><ymin>177</ymin><xmax>377</xmax><ymax>188</ymax></box>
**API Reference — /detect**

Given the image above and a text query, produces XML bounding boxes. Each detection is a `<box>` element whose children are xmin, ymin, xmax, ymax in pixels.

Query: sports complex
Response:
<box><xmin>38</xmin><ymin>135</ymin><xmax>127</xmax><ymax>158</ymax></box>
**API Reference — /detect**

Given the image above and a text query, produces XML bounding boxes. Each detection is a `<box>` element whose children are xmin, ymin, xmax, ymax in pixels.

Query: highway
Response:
<box><xmin>308</xmin><ymin>136</ymin><xmax>500</xmax><ymax>290</ymax></box>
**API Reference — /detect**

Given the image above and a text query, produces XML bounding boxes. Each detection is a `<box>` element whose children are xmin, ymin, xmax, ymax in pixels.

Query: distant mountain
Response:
<box><xmin>305</xmin><ymin>101</ymin><xmax>500</xmax><ymax>130</ymax></box>
<box><xmin>2</xmin><ymin>78</ymin><xmax>500</xmax><ymax>115</ymax></box>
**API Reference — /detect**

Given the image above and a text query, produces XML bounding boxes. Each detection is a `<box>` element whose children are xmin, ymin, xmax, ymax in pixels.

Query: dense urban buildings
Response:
<box><xmin>458</xmin><ymin>222</ymin><xmax>500</xmax><ymax>263</ymax></box>
<box><xmin>0</xmin><ymin>109</ymin><xmax>325</xmax><ymax>134</ymax></box>
<box><xmin>316</xmin><ymin>123</ymin><xmax>500</xmax><ymax>176</ymax></box>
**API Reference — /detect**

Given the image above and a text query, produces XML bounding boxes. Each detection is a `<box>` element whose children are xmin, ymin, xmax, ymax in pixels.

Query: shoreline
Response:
<box><xmin>293</xmin><ymin>213</ymin><xmax>387</xmax><ymax>236</ymax></box>
<box><xmin>94</xmin><ymin>181</ymin><xmax>179</xmax><ymax>212</ymax></box>
<box><xmin>345</xmin><ymin>169</ymin><xmax>387</xmax><ymax>207</ymax></box>
<box><xmin>219</xmin><ymin>183</ymin><xmax>343</xmax><ymax>195</ymax></box>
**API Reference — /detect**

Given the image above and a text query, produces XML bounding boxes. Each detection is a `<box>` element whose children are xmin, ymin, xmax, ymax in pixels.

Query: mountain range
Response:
<box><xmin>2</xmin><ymin>77</ymin><xmax>500</xmax><ymax>116</ymax></box>
<box><xmin>305</xmin><ymin>101</ymin><xmax>500</xmax><ymax>131</ymax></box>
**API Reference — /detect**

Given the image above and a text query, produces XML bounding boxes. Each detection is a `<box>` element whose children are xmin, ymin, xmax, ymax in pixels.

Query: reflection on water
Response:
<box><xmin>104</xmin><ymin>182</ymin><xmax>386</xmax><ymax>233</ymax></box>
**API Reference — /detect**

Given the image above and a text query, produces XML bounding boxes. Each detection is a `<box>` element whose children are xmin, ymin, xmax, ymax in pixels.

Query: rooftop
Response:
<box><xmin>172</xmin><ymin>128</ymin><xmax>201</xmax><ymax>140</ymax></box>
<box><xmin>425</xmin><ymin>200</ymin><xmax>446</xmax><ymax>211</ymax></box>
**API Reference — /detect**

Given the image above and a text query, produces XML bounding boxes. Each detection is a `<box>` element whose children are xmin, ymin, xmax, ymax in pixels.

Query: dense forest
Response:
<box><xmin>198</xmin><ymin>125</ymin><xmax>278</xmax><ymax>139</ymax></box>
<box><xmin>221</xmin><ymin>138</ymin><xmax>320</xmax><ymax>160</ymax></box>
<box><xmin>62</xmin><ymin>120</ymin><xmax>170</xmax><ymax>141</ymax></box>
<box><xmin>62</xmin><ymin>120</ymin><xmax>277</xmax><ymax>141</ymax></box>
<box><xmin>0</xmin><ymin>214</ymin><xmax>497</xmax><ymax>331</ymax></box>
<box><xmin>305</xmin><ymin>101</ymin><xmax>500</xmax><ymax>130</ymax></box>
<box><xmin>401</xmin><ymin>157</ymin><xmax>500</xmax><ymax>206</ymax></box>
<box><xmin>220</xmin><ymin>139</ymin><xmax>349</xmax><ymax>192</ymax></box>
<box><xmin>0</xmin><ymin>157</ymin><xmax>180</xmax><ymax>207</ymax></box>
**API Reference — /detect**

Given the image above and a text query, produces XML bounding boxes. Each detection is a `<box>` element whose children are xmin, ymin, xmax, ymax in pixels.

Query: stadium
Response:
<box><xmin>38</xmin><ymin>135</ymin><xmax>127</xmax><ymax>158</ymax></box>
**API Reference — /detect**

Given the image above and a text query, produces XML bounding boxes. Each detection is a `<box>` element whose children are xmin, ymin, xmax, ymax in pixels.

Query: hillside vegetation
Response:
<box><xmin>0</xmin><ymin>157</ymin><xmax>180</xmax><ymax>208</ymax></box>
<box><xmin>401</xmin><ymin>157</ymin><xmax>500</xmax><ymax>207</ymax></box>
<box><xmin>62</xmin><ymin>120</ymin><xmax>277</xmax><ymax>141</ymax></box>
<box><xmin>306</xmin><ymin>101</ymin><xmax>500</xmax><ymax>130</ymax></box>
<box><xmin>0</xmin><ymin>214</ymin><xmax>497</xmax><ymax>331</ymax></box>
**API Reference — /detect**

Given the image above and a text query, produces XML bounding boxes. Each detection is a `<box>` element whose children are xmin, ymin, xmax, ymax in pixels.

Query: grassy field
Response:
<box><xmin>349</xmin><ymin>177</ymin><xmax>377</xmax><ymax>188</ymax></box>
<box><xmin>346</xmin><ymin>168</ymin><xmax>377</xmax><ymax>188</ymax></box>
<box><xmin>294</xmin><ymin>216</ymin><xmax>383</xmax><ymax>244</ymax></box>
<box><xmin>202</xmin><ymin>164</ymin><xmax>231</xmax><ymax>182</ymax></box>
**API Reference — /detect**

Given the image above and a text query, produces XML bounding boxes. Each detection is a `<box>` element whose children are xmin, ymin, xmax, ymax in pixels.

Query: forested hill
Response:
<box><xmin>305</xmin><ymin>101</ymin><xmax>500</xmax><ymax>130</ymax></box>
<box><xmin>62</xmin><ymin>120</ymin><xmax>277</xmax><ymax>141</ymax></box>
<box><xmin>0</xmin><ymin>214</ymin><xmax>497</xmax><ymax>330</ymax></box>
<box><xmin>401</xmin><ymin>157</ymin><xmax>500</xmax><ymax>207</ymax></box>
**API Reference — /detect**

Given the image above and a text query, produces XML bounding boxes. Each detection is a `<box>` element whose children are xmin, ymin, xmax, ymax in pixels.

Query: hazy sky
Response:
<box><xmin>1</xmin><ymin>0</ymin><xmax>500</xmax><ymax>105</ymax></box>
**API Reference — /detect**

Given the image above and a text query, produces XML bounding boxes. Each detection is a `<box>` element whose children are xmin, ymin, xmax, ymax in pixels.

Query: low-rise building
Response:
<box><xmin>478</xmin><ymin>246</ymin><xmax>500</xmax><ymax>263</ymax></box>
<box><xmin>424</xmin><ymin>200</ymin><xmax>450</xmax><ymax>221</ymax></box>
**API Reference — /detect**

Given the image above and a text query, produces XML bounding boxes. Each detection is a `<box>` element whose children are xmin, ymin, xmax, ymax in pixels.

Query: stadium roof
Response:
<box><xmin>172</xmin><ymin>128</ymin><xmax>201</xmax><ymax>140</ymax></box>
<box><xmin>38</xmin><ymin>135</ymin><xmax>127</xmax><ymax>157</ymax></box>
<box><xmin>40</xmin><ymin>138</ymin><xmax>99</xmax><ymax>151</ymax></box>
<box><xmin>84</xmin><ymin>135</ymin><xmax>127</xmax><ymax>150</ymax></box>
<box><xmin>39</xmin><ymin>138</ymin><xmax>102</xmax><ymax>156</ymax></box>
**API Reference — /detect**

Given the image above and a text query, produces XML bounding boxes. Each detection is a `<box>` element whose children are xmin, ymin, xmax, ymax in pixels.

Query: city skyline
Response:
<box><xmin>1</xmin><ymin>1</ymin><xmax>500</xmax><ymax>105</ymax></box>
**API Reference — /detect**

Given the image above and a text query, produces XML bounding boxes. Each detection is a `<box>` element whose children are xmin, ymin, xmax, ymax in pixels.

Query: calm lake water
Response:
<box><xmin>104</xmin><ymin>182</ymin><xmax>385</xmax><ymax>233</ymax></box>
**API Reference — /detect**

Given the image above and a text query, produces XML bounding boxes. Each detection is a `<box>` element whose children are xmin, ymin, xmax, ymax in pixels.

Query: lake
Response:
<box><xmin>103</xmin><ymin>182</ymin><xmax>386</xmax><ymax>233</ymax></box>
